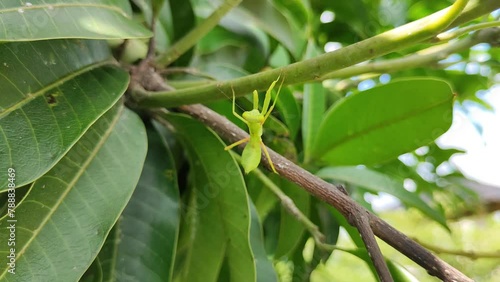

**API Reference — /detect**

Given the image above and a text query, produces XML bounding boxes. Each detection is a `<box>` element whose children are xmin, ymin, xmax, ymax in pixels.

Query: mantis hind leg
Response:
<box><xmin>260</xmin><ymin>141</ymin><xmax>277</xmax><ymax>174</ymax></box>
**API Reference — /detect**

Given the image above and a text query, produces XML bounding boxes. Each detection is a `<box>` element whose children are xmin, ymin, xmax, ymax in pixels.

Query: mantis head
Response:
<box><xmin>242</xmin><ymin>109</ymin><xmax>265</xmax><ymax>124</ymax></box>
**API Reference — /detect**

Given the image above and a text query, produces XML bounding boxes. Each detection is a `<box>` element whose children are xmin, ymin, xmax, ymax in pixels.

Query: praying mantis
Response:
<box><xmin>224</xmin><ymin>77</ymin><xmax>283</xmax><ymax>174</ymax></box>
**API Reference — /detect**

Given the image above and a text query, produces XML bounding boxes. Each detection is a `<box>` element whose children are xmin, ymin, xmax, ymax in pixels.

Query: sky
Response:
<box><xmin>437</xmin><ymin>85</ymin><xmax>500</xmax><ymax>187</ymax></box>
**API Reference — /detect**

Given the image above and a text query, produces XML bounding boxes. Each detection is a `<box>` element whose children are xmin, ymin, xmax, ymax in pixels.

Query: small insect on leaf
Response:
<box><xmin>224</xmin><ymin>76</ymin><xmax>284</xmax><ymax>174</ymax></box>
<box><xmin>45</xmin><ymin>92</ymin><xmax>60</xmax><ymax>107</ymax></box>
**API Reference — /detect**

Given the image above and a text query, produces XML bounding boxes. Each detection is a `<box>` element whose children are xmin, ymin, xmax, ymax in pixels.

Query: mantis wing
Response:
<box><xmin>241</xmin><ymin>139</ymin><xmax>262</xmax><ymax>174</ymax></box>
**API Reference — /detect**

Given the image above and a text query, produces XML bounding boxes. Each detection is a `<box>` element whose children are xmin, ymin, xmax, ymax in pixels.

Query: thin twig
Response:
<box><xmin>412</xmin><ymin>238</ymin><xmax>500</xmax><ymax>259</ymax></box>
<box><xmin>321</xmin><ymin>27</ymin><xmax>500</xmax><ymax>80</ymax></box>
<box><xmin>349</xmin><ymin>208</ymin><xmax>393</xmax><ymax>282</ymax></box>
<box><xmin>173</xmin><ymin>104</ymin><xmax>473</xmax><ymax>282</ymax></box>
<box><xmin>434</xmin><ymin>21</ymin><xmax>500</xmax><ymax>42</ymax></box>
<box><xmin>337</xmin><ymin>182</ymin><xmax>393</xmax><ymax>281</ymax></box>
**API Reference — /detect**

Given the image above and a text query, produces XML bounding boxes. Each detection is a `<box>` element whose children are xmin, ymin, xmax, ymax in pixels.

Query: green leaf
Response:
<box><xmin>327</xmin><ymin>247</ymin><xmax>419</xmax><ymax>282</ymax></box>
<box><xmin>271</xmin><ymin>0</ymin><xmax>309</xmax><ymax>28</ymax></box>
<box><xmin>302</xmin><ymin>40</ymin><xmax>325</xmax><ymax>163</ymax></box>
<box><xmin>91</xmin><ymin>126</ymin><xmax>180</xmax><ymax>281</ymax></box>
<box><xmin>197</xmin><ymin>26</ymin><xmax>251</xmax><ymax>55</ymax></box>
<box><xmin>0</xmin><ymin>40</ymin><xmax>128</xmax><ymax>190</ymax></box>
<box><xmin>249</xmin><ymin>202</ymin><xmax>278</xmax><ymax>282</ymax></box>
<box><xmin>246</xmin><ymin>173</ymin><xmax>279</xmax><ymax>221</ymax></box>
<box><xmin>195</xmin><ymin>25</ymin><xmax>269</xmax><ymax>74</ymax></box>
<box><xmin>0</xmin><ymin>40</ymin><xmax>111</xmax><ymax>110</ymax></box>
<box><xmin>274</xmin><ymin>86</ymin><xmax>300</xmax><ymax>140</ymax></box>
<box><xmin>312</xmin><ymin>78</ymin><xmax>454</xmax><ymax>166</ymax></box>
<box><xmin>316</xmin><ymin>166</ymin><xmax>447</xmax><ymax>227</ymax></box>
<box><xmin>311</xmin><ymin>0</ymin><xmax>375</xmax><ymax>40</ymax></box>
<box><xmin>167</xmin><ymin>0</ymin><xmax>194</xmax><ymax>44</ymax></box>
<box><xmin>237</xmin><ymin>0</ymin><xmax>306</xmax><ymax>58</ymax></box>
<box><xmin>274</xmin><ymin>178</ymin><xmax>310</xmax><ymax>258</ymax></box>
<box><xmin>0</xmin><ymin>104</ymin><xmax>147</xmax><ymax>281</ymax></box>
<box><xmin>312</xmin><ymin>199</ymin><xmax>340</xmax><ymax>245</ymax></box>
<box><xmin>386</xmin><ymin>260</ymin><xmax>420</xmax><ymax>282</ymax></box>
<box><xmin>165</xmin><ymin>113</ymin><xmax>256</xmax><ymax>282</ymax></box>
<box><xmin>0</xmin><ymin>0</ymin><xmax>152</xmax><ymax>41</ymax></box>
<box><xmin>269</xmin><ymin>45</ymin><xmax>291</xmax><ymax>68</ymax></box>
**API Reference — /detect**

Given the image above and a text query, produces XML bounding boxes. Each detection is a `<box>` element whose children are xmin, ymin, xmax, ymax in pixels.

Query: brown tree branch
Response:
<box><xmin>173</xmin><ymin>104</ymin><xmax>473</xmax><ymax>282</ymax></box>
<box><xmin>350</xmin><ymin>203</ymin><xmax>393</xmax><ymax>281</ymax></box>
<box><xmin>335</xmin><ymin>186</ymin><xmax>393</xmax><ymax>281</ymax></box>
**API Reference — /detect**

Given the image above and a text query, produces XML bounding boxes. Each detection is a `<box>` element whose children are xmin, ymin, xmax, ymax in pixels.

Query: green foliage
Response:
<box><xmin>312</xmin><ymin>78</ymin><xmax>454</xmax><ymax>166</ymax></box>
<box><xmin>0</xmin><ymin>0</ymin><xmax>151</xmax><ymax>40</ymax></box>
<box><xmin>0</xmin><ymin>0</ymin><xmax>499</xmax><ymax>281</ymax></box>
<box><xmin>82</xmin><ymin>126</ymin><xmax>181</xmax><ymax>281</ymax></box>
<box><xmin>0</xmin><ymin>104</ymin><xmax>147</xmax><ymax>281</ymax></box>
<box><xmin>166</xmin><ymin>113</ymin><xmax>258</xmax><ymax>282</ymax></box>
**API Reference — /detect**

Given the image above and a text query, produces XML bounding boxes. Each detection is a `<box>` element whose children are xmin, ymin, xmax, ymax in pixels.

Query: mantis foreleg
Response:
<box><xmin>224</xmin><ymin>137</ymin><xmax>250</xmax><ymax>151</ymax></box>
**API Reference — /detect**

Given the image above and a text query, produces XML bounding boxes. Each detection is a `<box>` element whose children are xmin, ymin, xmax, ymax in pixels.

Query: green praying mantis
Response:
<box><xmin>224</xmin><ymin>77</ymin><xmax>283</xmax><ymax>174</ymax></box>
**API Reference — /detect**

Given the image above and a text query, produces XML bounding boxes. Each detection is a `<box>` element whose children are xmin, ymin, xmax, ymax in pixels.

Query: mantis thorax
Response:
<box><xmin>242</xmin><ymin>110</ymin><xmax>265</xmax><ymax>124</ymax></box>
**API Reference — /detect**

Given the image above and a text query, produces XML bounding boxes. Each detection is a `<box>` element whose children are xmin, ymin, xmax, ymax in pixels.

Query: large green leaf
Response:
<box><xmin>312</xmin><ymin>78</ymin><xmax>454</xmax><ymax>166</ymax></box>
<box><xmin>85</xmin><ymin>126</ymin><xmax>180</xmax><ymax>282</ymax></box>
<box><xmin>0</xmin><ymin>40</ymin><xmax>111</xmax><ymax>111</ymax></box>
<box><xmin>274</xmin><ymin>178</ymin><xmax>310</xmax><ymax>258</ymax></box>
<box><xmin>302</xmin><ymin>40</ymin><xmax>325</xmax><ymax>163</ymax></box>
<box><xmin>0</xmin><ymin>0</ymin><xmax>151</xmax><ymax>41</ymax></box>
<box><xmin>249</xmin><ymin>202</ymin><xmax>278</xmax><ymax>282</ymax></box>
<box><xmin>0</xmin><ymin>104</ymin><xmax>147</xmax><ymax>281</ymax></box>
<box><xmin>0</xmin><ymin>40</ymin><xmax>128</xmax><ymax>189</ymax></box>
<box><xmin>316</xmin><ymin>166</ymin><xmax>447</xmax><ymax>227</ymax></box>
<box><xmin>165</xmin><ymin>113</ymin><xmax>256</xmax><ymax>282</ymax></box>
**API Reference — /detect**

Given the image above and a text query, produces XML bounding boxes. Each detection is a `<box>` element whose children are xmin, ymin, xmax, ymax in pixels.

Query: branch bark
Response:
<box><xmin>173</xmin><ymin>104</ymin><xmax>474</xmax><ymax>282</ymax></box>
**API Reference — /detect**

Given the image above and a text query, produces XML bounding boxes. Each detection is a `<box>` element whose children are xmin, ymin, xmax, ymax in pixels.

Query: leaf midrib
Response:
<box><xmin>0</xmin><ymin>59</ymin><xmax>112</xmax><ymax>118</ymax></box>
